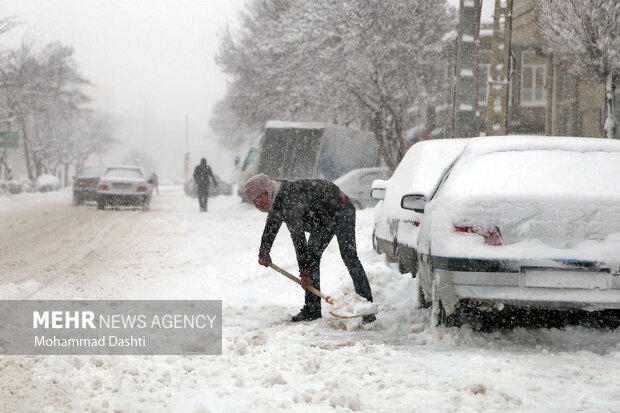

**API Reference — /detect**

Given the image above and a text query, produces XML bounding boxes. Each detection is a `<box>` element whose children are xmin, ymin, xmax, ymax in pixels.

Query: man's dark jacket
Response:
<box><xmin>260</xmin><ymin>179</ymin><xmax>347</xmax><ymax>269</ymax></box>
<box><xmin>193</xmin><ymin>164</ymin><xmax>216</xmax><ymax>190</ymax></box>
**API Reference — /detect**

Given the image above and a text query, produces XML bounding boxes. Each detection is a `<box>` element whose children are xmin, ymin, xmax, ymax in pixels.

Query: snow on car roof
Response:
<box><xmin>438</xmin><ymin>136</ymin><xmax>620</xmax><ymax>198</ymax></box>
<box><xmin>444</xmin><ymin>149</ymin><xmax>620</xmax><ymax>198</ymax></box>
<box><xmin>462</xmin><ymin>135</ymin><xmax>620</xmax><ymax>158</ymax></box>
<box><xmin>379</xmin><ymin>138</ymin><xmax>469</xmax><ymax>220</ymax></box>
<box><xmin>394</xmin><ymin>138</ymin><xmax>469</xmax><ymax>197</ymax></box>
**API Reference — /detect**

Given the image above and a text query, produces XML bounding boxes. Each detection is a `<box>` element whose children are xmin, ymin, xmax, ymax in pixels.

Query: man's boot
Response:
<box><xmin>291</xmin><ymin>306</ymin><xmax>321</xmax><ymax>322</ymax></box>
<box><xmin>362</xmin><ymin>314</ymin><xmax>376</xmax><ymax>324</ymax></box>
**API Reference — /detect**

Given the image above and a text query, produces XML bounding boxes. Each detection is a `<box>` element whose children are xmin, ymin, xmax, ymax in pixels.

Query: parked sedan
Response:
<box><xmin>370</xmin><ymin>139</ymin><xmax>468</xmax><ymax>274</ymax></box>
<box><xmin>96</xmin><ymin>166</ymin><xmax>152</xmax><ymax>210</ymax></box>
<box><xmin>73</xmin><ymin>166</ymin><xmax>106</xmax><ymax>205</ymax></box>
<box><xmin>414</xmin><ymin>136</ymin><xmax>620</xmax><ymax>327</ymax></box>
<box><xmin>333</xmin><ymin>167</ymin><xmax>390</xmax><ymax>209</ymax></box>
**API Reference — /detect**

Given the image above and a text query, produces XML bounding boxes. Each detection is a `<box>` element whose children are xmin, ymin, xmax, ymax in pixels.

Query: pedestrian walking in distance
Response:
<box><xmin>148</xmin><ymin>172</ymin><xmax>159</xmax><ymax>195</ymax></box>
<box><xmin>243</xmin><ymin>173</ymin><xmax>375</xmax><ymax>323</ymax></box>
<box><xmin>193</xmin><ymin>158</ymin><xmax>217</xmax><ymax>212</ymax></box>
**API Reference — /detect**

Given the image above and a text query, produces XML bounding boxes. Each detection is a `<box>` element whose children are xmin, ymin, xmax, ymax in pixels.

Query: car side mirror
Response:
<box><xmin>401</xmin><ymin>194</ymin><xmax>426</xmax><ymax>213</ymax></box>
<box><xmin>370</xmin><ymin>179</ymin><xmax>388</xmax><ymax>200</ymax></box>
<box><xmin>370</xmin><ymin>188</ymin><xmax>386</xmax><ymax>200</ymax></box>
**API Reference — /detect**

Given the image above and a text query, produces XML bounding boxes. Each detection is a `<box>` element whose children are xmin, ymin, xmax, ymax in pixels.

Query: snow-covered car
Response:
<box><xmin>73</xmin><ymin>166</ymin><xmax>106</xmax><ymax>205</ymax></box>
<box><xmin>333</xmin><ymin>167</ymin><xmax>390</xmax><ymax>209</ymax></box>
<box><xmin>414</xmin><ymin>136</ymin><xmax>620</xmax><ymax>327</ymax></box>
<box><xmin>210</xmin><ymin>176</ymin><xmax>233</xmax><ymax>197</ymax></box>
<box><xmin>370</xmin><ymin>139</ymin><xmax>468</xmax><ymax>274</ymax></box>
<box><xmin>96</xmin><ymin>166</ymin><xmax>152</xmax><ymax>210</ymax></box>
<box><xmin>36</xmin><ymin>174</ymin><xmax>60</xmax><ymax>192</ymax></box>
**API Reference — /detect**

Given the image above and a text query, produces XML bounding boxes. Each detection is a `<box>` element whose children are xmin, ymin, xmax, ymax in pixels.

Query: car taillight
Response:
<box><xmin>412</xmin><ymin>220</ymin><xmax>420</xmax><ymax>227</ymax></box>
<box><xmin>76</xmin><ymin>181</ymin><xmax>86</xmax><ymax>188</ymax></box>
<box><xmin>453</xmin><ymin>226</ymin><xmax>503</xmax><ymax>246</ymax></box>
<box><xmin>137</xmin><ymin>185</ymin><xmax>148</xmax><ymax>192</ymax></box>
<box><xmin>98</xmin><ymin>183</ymin><xmax>109</xmax><ymax>191</ymax></box>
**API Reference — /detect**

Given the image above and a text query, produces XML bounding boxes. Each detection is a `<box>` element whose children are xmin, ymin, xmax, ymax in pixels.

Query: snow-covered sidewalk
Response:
<box><xmin>1</xmin><ymin>186</ymin><xmax>619</xmax><ymax>412</ymax></box>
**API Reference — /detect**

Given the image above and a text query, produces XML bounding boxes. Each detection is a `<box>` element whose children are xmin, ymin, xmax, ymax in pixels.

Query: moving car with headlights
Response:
<box><xmin>370</xmin><ymin>139</ymin><xmax>468</xmax><ymax>274</ymax></box>
<box><xmin>73</xmin><ymin>166</ymin><xmax>106</xmax><ymax>205</ymax></box>
<box><xmin>96</xmin><ymin>166</ymin><xmax>152</xmax><ymax>210</ymax></box>
<box><xmin>334</xmin><ymin>167</ymin><xmax>390</xmax><ymax>209</ymax></box>
<box><xmin>414</xmin><ymin>136</ymin><xmax>620</xmax><ymax>327</ymax></box>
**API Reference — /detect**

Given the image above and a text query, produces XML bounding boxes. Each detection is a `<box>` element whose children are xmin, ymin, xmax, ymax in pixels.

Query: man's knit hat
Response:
<box><xmin>243</xmin><ymin>173</ymin><xmax>274</xmax><ymax>202</ymax></box>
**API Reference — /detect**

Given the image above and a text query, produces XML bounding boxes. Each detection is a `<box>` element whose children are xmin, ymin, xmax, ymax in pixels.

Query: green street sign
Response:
<box><xmin>0</xmin><ymin>131</ymin><xmax>18</xmax><ymax>148</ymax></box>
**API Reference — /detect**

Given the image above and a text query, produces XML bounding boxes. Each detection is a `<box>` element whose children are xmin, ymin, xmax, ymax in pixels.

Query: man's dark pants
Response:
<box><xmin>304</xmin><ymin>202</ymin><xmax>373</xmax><ymax>312</ymax></box>
<box><xmin>197</xmin><ymin>185</ymin><xmax>209</xmax><ymax>211</ymax></box>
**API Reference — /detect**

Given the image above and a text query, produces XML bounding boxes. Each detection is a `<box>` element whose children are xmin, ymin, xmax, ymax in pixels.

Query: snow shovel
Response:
<box><xmin>268</xmin><ymin>262</ymin><xmax>377</xmax><ymax>319</ymax></box>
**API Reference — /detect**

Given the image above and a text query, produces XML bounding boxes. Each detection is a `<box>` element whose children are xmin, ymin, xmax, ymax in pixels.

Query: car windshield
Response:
<box><xmin>104</xmin><ymin>168</ymin><xmax>143</xmax><ymax>179</ymax></box>
<box><xmin>441</xmin><ymin>150</ymin><xmax>620</xmax><ymax>198</ymax></box>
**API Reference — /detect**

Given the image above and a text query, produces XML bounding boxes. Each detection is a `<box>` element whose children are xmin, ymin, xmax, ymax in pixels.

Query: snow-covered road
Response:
<box><xmin>1</xmin><ymin>187</ymin><xmax>619</xmax><ymax>412</ymax></box>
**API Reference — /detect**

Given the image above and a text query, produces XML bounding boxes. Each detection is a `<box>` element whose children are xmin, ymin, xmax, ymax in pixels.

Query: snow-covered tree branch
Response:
<box><xmin>534</xmin><ymin>0</ymin><xmax>620</xmax><ymax>138</ymax></box>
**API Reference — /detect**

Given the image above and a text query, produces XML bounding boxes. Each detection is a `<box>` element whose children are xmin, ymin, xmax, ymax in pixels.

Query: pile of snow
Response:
<box><xmin>36</xmin><ymin>174</ymin><xmax>60</xmax><ymax>192</ymax></box>
<box><xmin>0</xmin><ymin>178</ymin><xmax>34</xmax><ymax>194</ymax></box>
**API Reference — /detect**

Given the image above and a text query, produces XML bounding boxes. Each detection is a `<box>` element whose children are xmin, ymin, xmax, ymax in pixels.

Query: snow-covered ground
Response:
<box><xmin>0</xmin><ymin>186</ymin><xmax>618</xmax><ymax>412</ymax></box>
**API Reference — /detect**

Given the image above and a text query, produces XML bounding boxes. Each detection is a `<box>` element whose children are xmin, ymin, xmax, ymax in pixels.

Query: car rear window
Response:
<box><xmin>79</xmin><ymin>167</ymin><xmax>106</xmax><ymax>176</ymax></box>
<box><xmin>442</xmin><ymin>150</ymin><xmax>620</xmax><ymax>197</ymax></box>
<box><xmin>105</xmin><ymin>168</ymin><xmax>143</xmax><ymax>179</ymax></box>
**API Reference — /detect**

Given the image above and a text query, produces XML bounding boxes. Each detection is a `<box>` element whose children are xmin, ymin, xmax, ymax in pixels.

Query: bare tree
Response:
<box><xmin>535</xmin><ymin>0</ymin><xmax>620</xmax><ymax>138</ymax></box>
<box><xmin>0</xmin><ymin>40</ymin><xmax>113</xmax><ymax>180</ymax></box>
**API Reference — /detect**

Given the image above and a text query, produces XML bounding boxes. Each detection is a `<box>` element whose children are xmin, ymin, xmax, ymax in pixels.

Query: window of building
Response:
<box><xmin>521</xmin><ymin>51</ymin><xmax>547</xmax><ymax>107</ymax></box>
<box><xmin>555</xmin><ymin>66</ymin><xmax>578</xmax><ymax>136</ymax></box>
<box><xmin>478</xmin><ymin>64</ymin><xmax>490</xmax><ymax>105</ymax></box>
<box><xmin>557</xmin><ymin>70</ymin><xmax>575</xmax><ymax>101</ymax></box>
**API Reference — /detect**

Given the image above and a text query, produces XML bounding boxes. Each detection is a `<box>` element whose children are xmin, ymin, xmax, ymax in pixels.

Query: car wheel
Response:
<box><xmin>142</xmin><ymin>202</ymin><xmax>150</xmax><ymax>211</ymax></box>
<box><xmin>97</xmin><ymin>198</ymin><xmax>105</xmax><ymax>210</ymax></box>
<box><xmin>73</xmin><ymin>194</ymin><xmax>83</xmax><ymax>206</ymax></box>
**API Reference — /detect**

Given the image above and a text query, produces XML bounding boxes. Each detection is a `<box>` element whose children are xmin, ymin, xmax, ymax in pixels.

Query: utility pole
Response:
<box><xmin>485</xmin><ymin>0</ymin><xmax>514</xmax><ymax>136</ymax></box>
<box><xmin>141</xmin><ymin>96</ymin><xmax>149</xmax><ymax>154</ymax></box>
<box><xmin>184</xmin><ymin>114</ymin><xmax>189</xmax><ymax>183</ymax></box>
<box><xmin>454</xmin><ymin>0</ymin><xmax>480</xmax><ymax>138</ymax></box>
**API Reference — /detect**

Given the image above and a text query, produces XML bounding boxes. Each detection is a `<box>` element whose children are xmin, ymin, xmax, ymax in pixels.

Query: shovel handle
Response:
<box><xmin>268</xmin><ymin>263</ymin><xmax>335</xmax><ymax>305</ymax></box>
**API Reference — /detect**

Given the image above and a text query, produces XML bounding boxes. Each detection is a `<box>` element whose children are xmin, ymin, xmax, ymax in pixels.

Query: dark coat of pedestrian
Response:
<box><xmin>243</xmin><ymin>173</ymin><xmax>375</xmax><ymax>323</ymax></box>
<box><xmin>148</xmin><ymin>172</ymin><xmax>159</xmax><ymax>195</ymax></box>
<box><xmin>193</xmin><ymin>158</ymin><xmax>217</xmax><ymax>212</ymax></box>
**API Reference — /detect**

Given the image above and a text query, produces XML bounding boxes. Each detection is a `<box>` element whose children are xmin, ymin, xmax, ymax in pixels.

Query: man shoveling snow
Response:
<box><xmin>243</xmin><ymin>173</ymin><xmax>376</xmax><ymax>324</ymax></box>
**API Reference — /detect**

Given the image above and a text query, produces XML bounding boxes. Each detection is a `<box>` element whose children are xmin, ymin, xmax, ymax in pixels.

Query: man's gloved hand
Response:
<box><xmin>299</xmin><ymin>267</ymin><xmax>312</xmax><ymax>290</ymax></box>
<box><xmin>258</xmin><ymin>248</ymin><xmax>271</xmax><ymax>267</ymax></box>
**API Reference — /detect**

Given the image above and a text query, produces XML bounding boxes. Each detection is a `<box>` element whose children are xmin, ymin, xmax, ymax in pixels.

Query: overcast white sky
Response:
<box><xmin>0</xmin><ymin>0</ymin><xmax>247</xmax><ymax>180</ymax></box>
